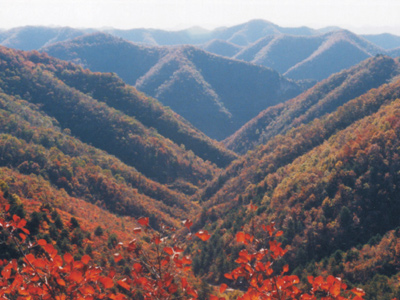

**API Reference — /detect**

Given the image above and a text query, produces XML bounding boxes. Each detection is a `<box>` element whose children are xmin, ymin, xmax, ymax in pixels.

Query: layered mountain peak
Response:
<box><xmin>42</xmin><ymin>33</ymin><xmax>306</xmax><ymax>140</ymax></box>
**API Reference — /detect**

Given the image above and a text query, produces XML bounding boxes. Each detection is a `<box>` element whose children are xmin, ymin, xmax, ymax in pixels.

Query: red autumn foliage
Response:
<box><xmin>219</xmin><ymin>217</ymin><xmax>366</xmax><ymax>300</ymax></box>
<box><xmin>0</xmin><ymin>200</ymin><xmax>388</xmax><ymax>300</ymax></box>
<box><xmin>0</xmin><ymin>205</ymin><xmax>206</xmax><ymax>300</ymax></box>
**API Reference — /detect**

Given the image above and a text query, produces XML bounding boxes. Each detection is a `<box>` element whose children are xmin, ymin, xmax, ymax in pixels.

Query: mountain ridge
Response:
<box><xmin>42</xmin><ymin>32</ymin><xmax>305</xmax><ymax>140</ymax></box>
<box><xmin>224</xmin><ymin>55</ymin><xmax>400</xmax><ymax>154</ymax></box>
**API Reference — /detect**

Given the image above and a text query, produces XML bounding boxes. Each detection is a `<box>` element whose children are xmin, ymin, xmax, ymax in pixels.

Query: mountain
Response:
<box><xmin>225</xmin><ymin>55</ymin><xmax>400</xmax><ymax>154</ymax></box>
<box><xmin>0</xmin><ymin>26</ymin><xmax>89</xmax><ymax>50</ymax></box>
<box><xmin>233</xmin><ymin>30</ymin><xmax>388</xmax><ymax>81</ymax></box>
<box><xmin>0</xmin><ymin>46</ymin><xmax>238</xmax><ymax>198</ymax></box>
<box><xmin>191</xmin><ymin>58</ymin><xmax>400</xmax><ymax>298</ymax></box>
<box><xmin>0</xmin><ymin>81</ymin><xmax>189</xmax><ymax>228</ymax></box>
<box><xmin>106</xmin><ymin>19</ymin><xmax>319</xmax><ymax>47</ymax></box>
<box><xmin>1</xmin><ymin>22</ymin><xmax>396</xmax><ymax>84</ymax></box>
<box><xmin>0</xmin><ymin>20</ymin><xmax>324</xmax><ymax>52</ymax></box>
<box><xmin>42</xmin><ymin>33</ymin><xmax>306</xmax><ymax>140</ymax></box>
<box><xmin>362</xmin><ymin>33</ymin><xmax>400</xmax><ymax>49</ymax></box>
<box><xmin>209</xmin><ymin>19</ymin><xmax>319</xmax><ymax>46</ymax></box>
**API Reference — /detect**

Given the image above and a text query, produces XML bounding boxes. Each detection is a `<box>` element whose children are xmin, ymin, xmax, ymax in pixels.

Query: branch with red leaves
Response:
<box><xmin>218</xmin><ymin>214</ymin><xmax>366</xmax><ymax>300</ymax></box>
<box><xmin>111</xmin><ymin>216</ymin><xmax>211</xmax><ymax>300</ymax></box>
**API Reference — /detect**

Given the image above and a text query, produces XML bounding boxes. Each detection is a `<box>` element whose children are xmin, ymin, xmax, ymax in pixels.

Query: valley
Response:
<box><xmin>0</xmin><ymin>19</ymin><xmax>400</xmax><ymax>299</ymax></box>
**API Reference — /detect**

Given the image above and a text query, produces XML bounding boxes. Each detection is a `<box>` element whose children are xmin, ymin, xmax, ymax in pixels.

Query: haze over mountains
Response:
<box><xmin>1</xmin><ymin>20</ymin><xmax>400</xmax><ymax>83</ymax></box>
<box><xmin>41</xmin><ymin>33</ymin><xmax>305</xmax><ymax>140</ymax></box>
<box><xmin>0</xmin><ymin>20</ymin><xmax>322</xmax><ymax>50</ymax></box>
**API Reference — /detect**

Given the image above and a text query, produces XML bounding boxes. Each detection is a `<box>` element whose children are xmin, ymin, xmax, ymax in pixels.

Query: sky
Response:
<box><xmin>1</xmin><ymin>0</ymin><xmax>400</xmax><ymax>35</ymax></box>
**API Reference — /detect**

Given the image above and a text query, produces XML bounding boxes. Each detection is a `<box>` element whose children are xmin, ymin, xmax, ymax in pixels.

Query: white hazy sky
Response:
<box><xmin>1</xmin><ymin>0</ymin><xmax>400</xmax><ymax>35</ymax></box>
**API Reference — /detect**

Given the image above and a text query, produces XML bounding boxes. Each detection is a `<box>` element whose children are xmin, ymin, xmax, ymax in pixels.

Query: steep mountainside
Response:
<box><xmin>0</xmin><ymin>82</ymin><xmax>194</xmax><ymax>228</ymax></box>
<box><xmin>0</xmin><ymin>46</ymin><xmax>233</xmax><ymax>196</ymax></box>
<box><xmin>192</xmin><ymin>63</ymin><xmax>400</xmax><ymax>298</ymax></box>
<box><xmin>225</xmin><ymin>55</ymin><xmax>400</xmax><ymax>154</ymax></box>
<box><xmin>234</xmin><ymin>30</ymin><xmax>388</xmax><ymax>81</ymax></box>
<box><xmin>42</xmin><ymin>33</ymin><xmax>305</xmax><ymax>140</ymax></box>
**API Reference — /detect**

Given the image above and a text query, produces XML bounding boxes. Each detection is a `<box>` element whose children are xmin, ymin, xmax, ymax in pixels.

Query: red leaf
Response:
<box><xmin>220</xmin><ymin>283</ymin><xmax>228</xmax><ymax>293</ymax></box>
<box><xmin>100</xmin><ymin>276</ymin><xmax>114</xmax><ymax>289</ymax></box>
<box><xmin>57</xmin><ymin>278</ymin><xmax>66</xmax><ymax>287</ymax></box>
<box><xmin>117</xmin><ymin>279</ymin><xmax>130</xmax><ymax>291</ymax></box>
<box><xmin>17</xmin><ymin>218</ymin><xmax>27</xmax><ymax>229</ymax></box>
<box><xmin>69</xmin><ymin>271</ymin><xmax>83</xmax><ymax>283</ymax></box>
<box><xmin>137</xmin><ymin>217</ymin><xmax>149</xmax><ymax>227</ymax></box>
<box><xmin>80</xmin><ymin>285</ymin><xmax>95</xmax><ymax>295</ymax></box>
<box><xmin>283</xmin><ymin>264</ymin><xmax>289</xmax><ymax>273</ymax></box>
<box><xmin>182</xmin><ymin>256</ymin><xmax>192</xmax><ymax>265</ymax></box>
<box><xmin>181</xmin><ymin>278</ymin><xmax>188</xmax><ymax>289</ymax></box>
<box><xmin>153</xmin><ymin>235</ymin><xmax>161</xmax><ymax>245</ymax></box>
<box><xmin>133</xmin><ymin>263</ymin><xmax>143</xmax><ymax>273</ymax></box>
<box><xmin>5</xmin><ymin>204</ymin><xmax>10</xmax><ymax>212</ymax></box>
<box><xmin>195</xmin><ymin>230</ymin><xmax>211</xmax><ymax>241</ymax></box>
<box><xmin>224</xmin><ymin>273</ymin><xmax>233</xmax><ymax>280</ymax></box>
<box><xmin>276</xmin><ymin>230</ymin><xmax>284</xmax><ymax>237</ymax></box>
<box><xmin>161</xmin><ymin>257</ymin><xmax>170</xmax><ymax>266</ymax></box>
<box><xmin>114</xmin><ymin>253</ymin><xmax>123</xmax><ymax>263</ymax></box>
<box><xmin>37</xmin><ymin>239</ymin><xmax>47</xmax><ymax>246</ymax></box>
<box><xmin>64</xmin><ymin>252</ymin><xmax>74</xmax><ymax>264</ymax></box>
<box><xmin>163</xmin><ymin>247</ymin><xmax>174</xmax><ymax>255</ymax></box>
<box><xmin>19</xmin><ymin>233</ymin><xmax>26</xmax><ymax>241</ymax></box>
<box><xmin>182</xmin><ymin>219</ymin><xmax>193</xmax><ymax>230</ymax></box>
<box><xmin>81</xmin><ymin>255</ymin><xmax>91</xmax><ymax>265</ymax></box>
<box><xmin>236</xmin><ymin>231</ymin><xmax>246</xmax><ymax>243</ymax></box>
<box><xmin>45</xmin><ymin>244</ymin><xmax>58</xmax><ymax>258</ymax></box>
<box><xmin>249</xmin><ymin>203</ymin><xmax>258</xmax><ymax>211</ymax></box>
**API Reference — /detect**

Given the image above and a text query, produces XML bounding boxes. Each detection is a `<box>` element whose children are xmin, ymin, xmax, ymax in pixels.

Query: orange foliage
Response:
<box><xmin>220</xmin><ymin>217</ymin><xmax>366</xmax><ymax>300</ymax></box>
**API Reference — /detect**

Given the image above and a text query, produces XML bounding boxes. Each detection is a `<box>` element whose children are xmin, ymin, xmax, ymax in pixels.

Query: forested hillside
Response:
<box><xmin>42</xmin><ymin>33</ymin><xmax>305</xmax><ymax>140</ymax></box>
<box><xmin>225</xmin><ymin>55</ymin><xmax>400</xmax><ymax>154</ymax></box>
<box><xmin>191</xmin><ymin>60</ymin><xmax>400</xmax><ymax>298</ymax></box>
<box><xmin>0</xmin><ymin>46</ymin><xmax>237</xmax><ymax>181</ymax></box>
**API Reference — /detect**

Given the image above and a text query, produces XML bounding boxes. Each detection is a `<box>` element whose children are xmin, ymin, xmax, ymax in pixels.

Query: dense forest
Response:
<box><xmin>1</xmin><ymin>22</ymin><xmax>400</xmax><ymax>299</ymax></box>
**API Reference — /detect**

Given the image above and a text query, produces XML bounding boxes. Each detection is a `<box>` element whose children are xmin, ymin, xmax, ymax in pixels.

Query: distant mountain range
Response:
<box><xmin>0</xmin><ymin>26</ymin><xmax>89</xmax><ymax>50</ymax></box>
<box><xmin>230</xmin><ymin>30</ymin><xmax>388</xmax><ymax>80</ymax></box>
<box><xmin>1</xmin><ymin>20</ymin><xmax>400</xmax><ymax>84</ymax></box>
<box><xmin>362</xmin><ymin>33</ymin><xmax>400</xmax><ymax>49</ymax></box>
<box><xmin>41</xmin><ymin>33</ymin><xmax>306</xmax><ymax>140</ymax></box>
<box><xmin>0</xmin><ymin>20</ymin><xmax>321</xmax><ymax>50</ymax></box>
